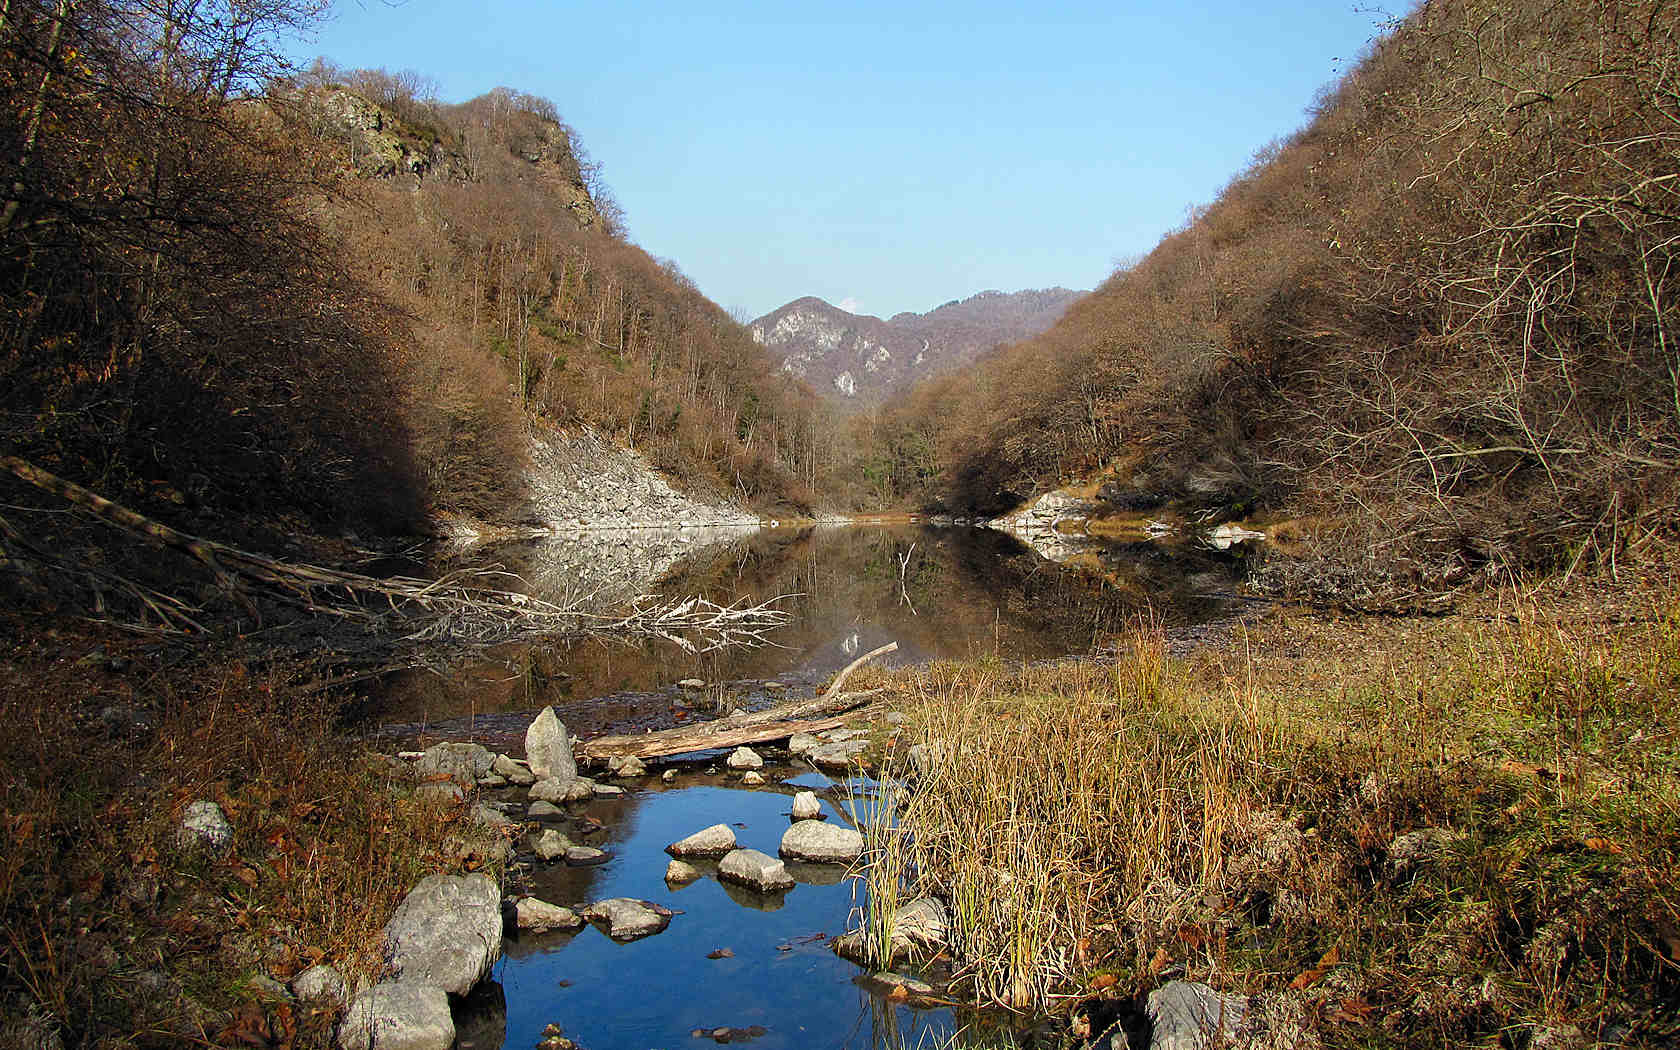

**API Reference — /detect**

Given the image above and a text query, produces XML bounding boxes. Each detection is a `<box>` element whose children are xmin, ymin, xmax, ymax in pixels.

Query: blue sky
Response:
<box><xmin>293</xmin><ymin>2</ymin><xmax>1395</xmax><ymax>320</ymax></box>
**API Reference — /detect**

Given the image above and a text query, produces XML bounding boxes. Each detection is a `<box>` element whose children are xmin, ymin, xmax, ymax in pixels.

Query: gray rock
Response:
<box><xmin>564</xmin><ymin>777</ymin><xmax>596</xmax><ymax>802</ymax></box>
<box><xmin>564</xmin><ymin>845</ymin><xmax>608</xmax><ymax>865</ymax></box>
<box><xmin>290</xmin><ymin>963</ymin><xmax>346</xmax><ymax>1008</ymax></box>
<box><xmin>492</xmin><ymin>753</ymin><xmax>536</xmax><ymax>785</ymax></box>
<box><xmin>665</xmin><ymin>859</ymin><xmax>701</xmax><ymax>884</ymax></box>
<box><xmin>592</xmin><ymin>783</ymin><xmax>626</xmax><ymax>799</ymax></box>
<box><xmin>583</xmin><ymin>898</ymin><xmax>671</xmax><ymax>941</ymax></box>
<box><xmin>885</xmin><ymin>711</ymin><xmax>908</xmax><ymax>725</ymax></box>
<box><xmin>248</xmin><ymin>974</ymin><xmax>290</xmax><ymax>1000</ymax></box>
<box><xmin>809</xmin><ymin>739</ymin><xmax>870</xmax><ymax>770</ymax></box>
<box><xmin>1145</xmin><ymin>981</ymin><xmax>1248</xmax><ymax>1050</ymax></box>
<box><xmin>907</xmin><ymin>742</ymin><xmax>943</xmax><ymax>777</ymax></box>
<box><xmin>726</xmin><ymin>746</ymin><xmax>764</xmax><ymax>770</ymax></box>
<box><xmin>532</xmin><ymin>829</ymin><xmax>571</xmax><ymax>861</ymax></box>
<box><xmin>787</xmin><ymin>732</ymin><xmax>822</xmax><ymax>757</ymax></box>
<box><xmin>677</xmin><ymin>678</ymin><xmax>705</xmax><ymax>690</ymax></box>
<box><xmin>666</xmin><ymin>823</ymin><xmax>736</xmax><ymax>857</ymax></box>
<box><xmin>527</xmin><ymin>800</ymin><xmax>564</xmax><ymax>819</ymax></box>
<box><xmin>780</xmin><ymin>819</ymin><xmax>863</xmax><ymax>863</ymax></box>
<box><xmin>415</xmin><ymin>742</ymin><xmax>493</xmax><ymax>788</ymax></box>
<box><xmin>718</xmin><ymin>848</ymin><xmax>795</xmax><ymax>893</ymax></box>
<box><xmin>608</xmin><ymin>755</ymin><xmax>647</xmax><ymax>778</ymax></box>
<box><xmin>895</xmin><ymin>897</ymin><xmax>949</xmax><ymax>952</ymax></box>
<box><xmin>822</xmin><ymin>728</ymin><xmax>869</xmax><ymax>743</ymax></box>
<box><xmin>414</xmin><ymin>781</ymin><xmax>464</xmax><ymax>805</ymax></box>
<box><xmin>469</xmin><ymin>803</ymin><xmax>516</xmax><ymax>830</ymax></box>
<box><xmin>857</xmin><ymin>971</ymin><xmax>936</xmax><ymax>999</ymax></box>
<box><xmin>514</xmin><ymin>897</ymin><xmax>583</xmax><ymax>933</ymax></box>
<box><xmin>476</xmin><ymin>773</ymin><xmax>508</xmax><ymax>788</ymax></box>
<box><xmin>338</xmin><ymin>981</ymin><xmax>454</xmax><ymax>1050</ymax></box>
<box><xmin>384</xmin><ymin>873</ymin><xmax>502</xmax><ymax>995</ymax></box>
<box><xmin>528</xmin><ymin>778</ymin><xmax>569</xmax><ymax>804</ymax></box>
<box><xmin>176</xmin><ymin>800</ymin><xmax>233</xmax><ymax>856</ymax></box>
<box><xmin>525</xmin><ymin>707</ymin><xmax>576</xmax><ymax>784</ymax></box>
<box><xmin>791</xmin><ymin>791</ymin><xmax>823</xmax><ymax>820</ymax></box>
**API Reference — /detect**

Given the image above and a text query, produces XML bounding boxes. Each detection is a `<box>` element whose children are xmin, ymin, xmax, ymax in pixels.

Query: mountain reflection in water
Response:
<box><xmin>364</xmin><ymin>524</ymin><xmax>1244</xmax><ymax>740</ymax></box>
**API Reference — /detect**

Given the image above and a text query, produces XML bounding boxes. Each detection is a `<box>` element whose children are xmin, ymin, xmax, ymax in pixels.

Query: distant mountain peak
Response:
<box><xmin>750</xmin><ymin>288</ymin><xmax>1084</xmax><ymax>405</ymax></box>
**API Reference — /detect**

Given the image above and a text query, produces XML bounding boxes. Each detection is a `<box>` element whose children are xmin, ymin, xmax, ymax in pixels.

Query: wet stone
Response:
<box><xmin>718</xmin><ymin>848</ymin><xmax>795</xmax><ymax>893</ymax></box>
<box><xmin>667</xmin><ymin>823</ymin><xmax>736</xmax><ymax>857</ymax></box>
<box><xmin>583</xmin><ymin>898</ymin><xmax>671</xmax><ymax>941</ymax></box>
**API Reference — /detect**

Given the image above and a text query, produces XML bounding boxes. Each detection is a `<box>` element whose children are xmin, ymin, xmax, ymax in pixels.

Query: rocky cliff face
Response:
<box><xmin>749</xmin><ymin>289</ymin><xmax>1084</xmax><ymax>405</ymax></box>
<box><xmin>292</xmin><ymin>86</ymin><xmax>602</xmax><ymax>230</ymax></box>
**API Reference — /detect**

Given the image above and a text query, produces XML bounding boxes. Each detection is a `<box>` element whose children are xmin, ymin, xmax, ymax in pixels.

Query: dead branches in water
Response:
<box><xmin>0</xmin><ymin>455</ymin><xmax>790</xmax><ymax>663</ymax></box>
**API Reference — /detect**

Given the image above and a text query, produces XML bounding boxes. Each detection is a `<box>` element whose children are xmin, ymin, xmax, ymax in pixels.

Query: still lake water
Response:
<box><xmin>372</xmin><ymin>523</ymin><xmax>1248</xmax><ymax>1050</ymax></box>
<box><xmin>367</xmin><ymin>523</ymin><xmax>1247</xmax><ymax>746</ymax></box>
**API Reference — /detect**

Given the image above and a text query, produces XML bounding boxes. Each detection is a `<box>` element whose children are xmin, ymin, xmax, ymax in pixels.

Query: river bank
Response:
<box><xmin>2</xmin><ymin>547</ymin><xmax>1675</xmax><ymax>1049</ymax></box>
<box><xmin>851</xmin><ymin>560</ymin><xmax>1680</xmax><ymax>1048</ymax></box>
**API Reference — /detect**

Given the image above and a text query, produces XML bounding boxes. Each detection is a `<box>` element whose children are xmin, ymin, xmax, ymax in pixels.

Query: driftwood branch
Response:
<box><xmin>579</xmin><ymin>641</ymin><xmax>899</xmax><ymax>760</ymax></box>
<box><xmin>0</xmin><ymin>455</ymin><xmax>790</xmax><ymax>658</ymax></box>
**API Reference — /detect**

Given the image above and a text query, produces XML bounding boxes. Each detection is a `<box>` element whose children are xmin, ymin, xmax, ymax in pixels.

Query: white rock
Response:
<box><xmin>514</xmin><ymin>897</ymin><xmax>583</xmax><ymax>933</ymax></box>
<box><xmin>677</xmin><ymin>678</ymin><xmax>705</xmax><ymax>690</ymax></box>
<box><xmin>780</xmin><ymin>819</ymin><xmax>863</xmax><ymax>863</ymax></box>
<box><xmin>666</xmin><ymin>823</ymin><xmax>736</xmax><ymax>857</ymax></box>
<box><xmin>741</xmin><ymin>771</ymin><xmax>765</xmax><ymax>786</ymax></box>
<box><xmin>383</xmin><ymin>873</ymin><xmax>502</xmax><ymax>996</ymax></box>
<box><xmin>583</xmin><ymin>898</ymin><xmax>671</xmax><ymax>941</ymax></box>
<box><xmin>610</xmin><ymin>755</ymin><xmax>647</xmax><ymax>778</ymax></box>
<box><xmin>524</xmin><ymin>707</ymin><xmax>576</xmax><ymax>784</ymax></box>
<box><xmin>791</xmin><ymin>791</ymin><xmax>822</xmax><ymax>820</ymax></box>
<box><xmin>175</xmin><ymin>800</ymin><xmax>233</xmax><ymax>856</ymax></box>
<box><xmin>338</xmin><ymin>981</ymin><xmax>454</xmax><ymax>1050</ymax></box>
<box><xmin>718</xmin><ymin>848</ymin><xmax>795</xmax><ymax>893</ymax></box>
<box><xmin>665</xmin><ymin>859</ymin><xmax>701</xmax><ymax>884</ymax></box>
<box><xmin>726</xmin><ymin>747</ymin><xmax>764</xmax><ymax>770</ymax></box>
<box><xmin>592</xmin><ymin>783</ymin><xmax>626</xmax><ymax>798</ymax></box>
<box><xmin>662</xmin><ymin>769</ymin><xmax>678</xmax><ymax>783</ymax></box>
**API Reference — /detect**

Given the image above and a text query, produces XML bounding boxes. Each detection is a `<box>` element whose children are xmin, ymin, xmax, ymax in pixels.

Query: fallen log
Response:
<box><xmin>580</xmin><ymin>642</ymin><xmax>899</xmax><ymax>760</ymax></box>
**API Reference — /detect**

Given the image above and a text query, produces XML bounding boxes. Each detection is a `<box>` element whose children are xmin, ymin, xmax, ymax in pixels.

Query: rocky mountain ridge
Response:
<box><xmin>750</xmin><ymin>289</ymin><xmax>1083</xmax><ymax>404</ymax></box>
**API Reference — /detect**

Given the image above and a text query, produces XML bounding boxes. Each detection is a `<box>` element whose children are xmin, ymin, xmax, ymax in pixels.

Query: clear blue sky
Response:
<box><xmin>292</xmin><ymin>2</ymin><xmax>1395</xmax><ymax>320</ymax></box>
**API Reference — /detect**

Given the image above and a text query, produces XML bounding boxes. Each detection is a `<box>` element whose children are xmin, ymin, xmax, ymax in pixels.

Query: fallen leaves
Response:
<box><xmin>1288</xmin><ymin>945</ymin><xmax>1341</xmax><ymax>990</ymax></box>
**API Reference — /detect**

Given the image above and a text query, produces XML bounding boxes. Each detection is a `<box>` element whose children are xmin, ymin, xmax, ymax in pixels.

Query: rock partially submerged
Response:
<box><xmin>665</xmin><ymin>859</ymin><xmax>702</xmax><ymax>884</ymax></box>
<box><xmin>525</xmin><ymin>706</ymin><xmax>577</xmax><ymax>784</ymax></box>
<box><xmin>667</xmin><ymin>824</ymin><xmax>737</xmax><ymax>857</ymax></box>
<box><xmin>808</xmin><ymin>739</ymin><xmax>869</xmax><ymax>770</ymax></box>
<box><xmin>718</xmin><ymin>849</ymin><xmax>795</xmax><ymax>893</ymax></box>
<box><xmin>383</xmin><ymin>873</ymin><xmax>502</xmax><ymax>996</ymax></box>
<box><xmin>780</xmin><ymin>820</ymin><xmax>862</xmax><ymax>863</ymax></box>
<box><xmin>726</xmin><ymin>746</ymin><xmax>764</xmax><ymax>770</ymax></box>
<box><xmin>515</xmin><ymin>897</ymin><xmax>584</xmax><ymax>934</ymax></box>
<box><xmin>791</xmin><ymin>791</ymin><xmax>822</xmax><ymax>820</ymax></box>
<box><xmin>833</xmin><ymin>897</ymin><xmax>949</xmax><ymax>965</ymax></box>
<box><xmin>583</xmin><ymin>898</ymin><xmax>672</xmax><ymax>941</ymax></box>
<box><xmin>338</xmin><ymin>981</ymin><xmax>454</xmax><ymax>1050</ymax></box>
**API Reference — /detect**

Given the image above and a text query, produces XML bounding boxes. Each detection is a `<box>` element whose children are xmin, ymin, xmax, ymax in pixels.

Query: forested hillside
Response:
<box><xmin>868</xmin><ymin>0</ymin><xmax>1680</xmax><ymax>571</ymax></box>
<box><xmin>0</xmin><ymin>0</ymin><xmax>836</xmax><ymax>603</ymax></box>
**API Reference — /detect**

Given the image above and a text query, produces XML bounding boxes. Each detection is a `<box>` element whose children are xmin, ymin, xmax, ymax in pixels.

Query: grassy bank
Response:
<box><xmin>0</xmin><ymin>621</ymin><xmax>498</xmax><ymax>1049</ymax></box>
<box><xmin>859</xmin><ymin>565</ymin><xmax>1680</xmax><ymax>1047</ymax></box>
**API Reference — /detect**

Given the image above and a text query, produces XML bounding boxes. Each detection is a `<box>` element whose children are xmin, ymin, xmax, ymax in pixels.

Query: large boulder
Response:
<box><xmin>780</xmin><ymin>820</ymin><xmax>863</xmax><ymax>864</ymax></box>
<box><xmin>718</xmin><ymin>849</ymin><xmax>795</xmax><ymax>893</ymax></box>
<box><xmin>1146</xmin><ymin>981</ymin><xmax>1248</xmax><ymax>1050</ymax></box>
<box><xmin>583</xmin><ymin>898</ymin><xmax>671</xmax><ymax>941</ymax></box>
<box><xmin>415</xmin><ymin>742</ymin><xmax>493</xmax><ymax>788</ymax></box>
<box><xmin>384</xmin><ymin>873</ymin><xmax>502</xmax><ymax>996</ymax></box>
<box><xmin>337</xmin><ymin>981</ymin><xmax>454</xmax><ymax>1050</ymax></box>
<box><xmin>525</xmin><ymin>707</ymin><xmax>576</xmax><ymax>784</ymax></box>
<box><xmin>666</xmin><ymin>824</ymin><xmax>736</xmax><ymax>857</ymax></box>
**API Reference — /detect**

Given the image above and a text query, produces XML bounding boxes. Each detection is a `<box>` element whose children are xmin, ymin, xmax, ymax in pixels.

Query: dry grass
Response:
<box><xmin>862</xmin><ymin>573</ymin><xmax>1680</xmax><ymax>1046</ymax></box>
<box><xmin>0</xmin><ymin>620</ymin><xmax>498</xmax><ymax>1049</ymax></box>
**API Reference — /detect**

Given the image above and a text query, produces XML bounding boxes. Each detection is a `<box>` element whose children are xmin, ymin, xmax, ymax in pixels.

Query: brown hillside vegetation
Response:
<box><xmin>875</xmin><ymin>0</ymin><xmax>1680</xmax><ymax>573</ymax></box>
